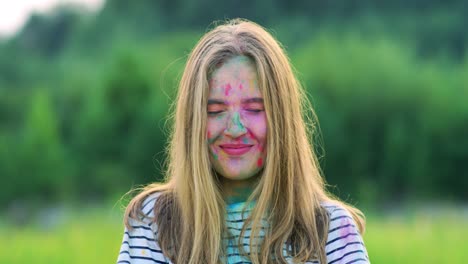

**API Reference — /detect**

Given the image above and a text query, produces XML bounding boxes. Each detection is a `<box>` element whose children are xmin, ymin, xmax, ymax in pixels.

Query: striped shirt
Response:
<box><xmin>117</xmin><ymin>194</ymin><xmax>370</xmax><ymax>264</ymax></box>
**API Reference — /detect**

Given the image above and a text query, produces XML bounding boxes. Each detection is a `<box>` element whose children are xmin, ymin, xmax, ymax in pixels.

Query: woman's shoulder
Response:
<box><xmin>127</xmin><ymin>191</ymin><xmax>166</xmax><ymax>226</ymax></box>
<box><xmin>319</xmin><ymin>200</ymin><xmax>365</xmax><ymax>240</ymax></box>
<box><xmin>118</xmin><ymin>191</ymin><xmax>171</xmax><ymax>264</ymax></box>
<box><xmin>319</xmin><ymin>200</ymin><xmax>362</xmax><ymax>232</ymax></box>
<box><xmin>139</xmin><ymin>192</ymin><xmax>162</xmax><ymax>219</ymax></box>
<box><xmin>320</xmin><ymin>200</ymin><xmax>353</xmax><ymax>218</ymax></box>
<box><xmin>320</xmin><ymin>200</ymin><xmax>370</xmax><ymax>263</ymax></box>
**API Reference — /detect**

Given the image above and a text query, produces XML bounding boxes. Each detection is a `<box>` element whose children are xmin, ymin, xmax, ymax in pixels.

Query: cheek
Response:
<box><xmin>245</xmin><ymin>115</ymin><xmax>267</xmax><ymax>169</ymax></box>
<box><xmin>207</xmin><ymin>118</ymin><xmax>225</xmax><ymax>142</ymax></box>
<box><xmin>245</xmin><ymin>114</ymin><xmax>267</xmax><ymax>144</ymax></box>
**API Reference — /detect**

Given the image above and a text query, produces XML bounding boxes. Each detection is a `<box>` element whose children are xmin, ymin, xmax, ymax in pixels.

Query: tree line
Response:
<box><xmin>0</xmin><ymin>0</ymin><xmax>466</xmax><ymax>208</ymax></box>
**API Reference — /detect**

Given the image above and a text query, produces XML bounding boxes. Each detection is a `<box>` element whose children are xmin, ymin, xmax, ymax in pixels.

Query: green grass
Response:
<box><xmin>0</xmin><ymin>208</ymin><xmax>124</xmax><ymax>264</ymax></box>
<box><xmin>0</xmin><ymin>207</ymin><xmax>466</xmax><ymax>263</ymax></box>
<box><xmin>364</xmin><ymin>208</ymin><xmax>467</xmax><ymax>263</ymax></box>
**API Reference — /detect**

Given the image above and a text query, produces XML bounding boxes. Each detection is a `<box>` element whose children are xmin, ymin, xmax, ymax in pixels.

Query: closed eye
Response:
<box><xmin>246</xmin><ymin>109</ymin><xmax>264</xmax><ymax>113</ymax></box>
<box><xmin>243</xmin><ymin>101</ymin><xmax>264</xmax><ymax>113</ymax></box>
<box><xmin>207</xmin><ymin>99</ymin><xmax>225</xmax><ymax>115</ymax></box>
<box><xmin>208</xmin><ymin>110</ymin><xmax>224</xmax><ymax>115</ymax></box>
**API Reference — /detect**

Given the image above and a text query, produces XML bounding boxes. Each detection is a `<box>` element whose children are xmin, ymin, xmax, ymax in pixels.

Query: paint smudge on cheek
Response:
<box><xmin>225</xmin><ymin>83</ymin><xmax>232</xmax><ymax>96</ymax></box>
<box><xmin>246</xmin><ymin>130</ymin><xmax>256</xmax><ymax>139</ymax></box>
<box><xmin>257</xmin><ymin>157</ymin><xmax>263</xmax><ymax>167</ymax></box>
<box><xmin>257</xmin><ymin>144</ymin><xmax>264</xmax><ymax>153</ymax></box>
<box><xmin>207</xmin><ymin>129</ymin><xmax>218</xmax><ymax>144</ymax></box>
<box><xmin>215</xmin><ymin>114</ymin><xmax>223</xmax><ymax>121</ymax></box>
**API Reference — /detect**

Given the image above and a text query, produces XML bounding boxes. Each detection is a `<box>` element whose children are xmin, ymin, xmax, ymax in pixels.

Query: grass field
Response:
<box><xmin>364</xmin><ymin>207</ymin><xmax>467</xmax><ymax>263</ymax></box>
<box><xmin>0</xmin><ymin>205</ymin><xmax>466</xmax><ymax>263</ymax></box>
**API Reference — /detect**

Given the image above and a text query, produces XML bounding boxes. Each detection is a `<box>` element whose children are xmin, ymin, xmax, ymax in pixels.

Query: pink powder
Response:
<box><xmin>225</xmin><ymin>83</ymin><xmax>232</xmax><ymax>96</ymax></box>
<box><xmin>257</xmin><ymin>157</ymin><xmax>263</xmax><ymax>167</ymax></box>
<box><xmin>339</xmin><ymin>217</ymin><xmax>355</xmax><ymax>244</ymax></box>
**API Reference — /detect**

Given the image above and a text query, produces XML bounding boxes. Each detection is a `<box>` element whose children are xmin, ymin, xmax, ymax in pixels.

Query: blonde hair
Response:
<box><xmin>124</xmin><ymin>18</ymin><xmax>365</xmax><ymax>264</ymax></box>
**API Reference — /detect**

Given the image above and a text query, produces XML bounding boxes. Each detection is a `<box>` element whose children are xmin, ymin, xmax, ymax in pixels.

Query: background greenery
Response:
<box><xmin>0</xmin><ymin>0</ymin><xmax>467</xmax><ymax>263</ymax></box>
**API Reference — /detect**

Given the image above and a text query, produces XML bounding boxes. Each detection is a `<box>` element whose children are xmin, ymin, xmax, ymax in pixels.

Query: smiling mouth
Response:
<box><xmin>219</xmin><ymin>144</ymin><xmax>253</xmax><ymax>156</ymax></box>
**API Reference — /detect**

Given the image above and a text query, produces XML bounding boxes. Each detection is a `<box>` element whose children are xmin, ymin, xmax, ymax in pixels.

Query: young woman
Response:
<box><xmin>117</xmin><ymin>19</ymin><xmax>370</xmax><ymax>264</ymax></box>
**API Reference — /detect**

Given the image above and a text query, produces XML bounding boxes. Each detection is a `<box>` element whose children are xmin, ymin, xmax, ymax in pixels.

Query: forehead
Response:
<box><xmin>208</xmin><ymin>56</ymin><xmax>261</xmax><ymax>98</ymax></box>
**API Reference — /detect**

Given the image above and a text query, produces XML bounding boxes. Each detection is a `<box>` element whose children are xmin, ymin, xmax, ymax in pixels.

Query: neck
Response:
<box><xmin>220</xmin><ymin>174</ymin><xmax>260</xmax><ymax>204</ymax></box>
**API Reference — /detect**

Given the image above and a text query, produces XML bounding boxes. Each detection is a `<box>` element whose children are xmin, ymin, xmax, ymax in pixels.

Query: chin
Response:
<box><xmin>221</xmin><ymin>168</ymin><xmax>261</xmax><ymax>181</ymax></box>
<box><xmin>220</xmin><ymin>172</ymin><xmax>247</xmax><ymax>180</ymax></box>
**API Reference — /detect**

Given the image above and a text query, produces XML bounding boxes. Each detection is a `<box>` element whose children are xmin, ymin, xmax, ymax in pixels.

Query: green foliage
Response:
<box><xmin>293</xmin><ymin>33</ymin><xmax>468</xmax><ymax>203</ymax></box>
<box><xmin>0</xmin><ymin>1</ymin><xmax>467</xmax><ymax>207</ymax></box>
<box><xmin>27</xmin><ymin>91</ymin><xmax>69</xmax><ymax>196</ymax></box>
<box><xmin>4</xmin><ymin>90</ymin><xmax>71</xmax><ymax>205</ymax></box>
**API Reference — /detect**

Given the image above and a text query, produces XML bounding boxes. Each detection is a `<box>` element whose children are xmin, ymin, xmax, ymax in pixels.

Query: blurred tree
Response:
<box><xmin>0</xmin><ymin>0</ymin><xmax>467</xmax><ymax>207</ymax></box>
<box><xmin>16</xmin><ymin>6</ymin><xmax>82</xmax><ymax>58</ymax></box>
<box><xmin>14</xmin><ymin>90</ymin><xmax>70</xmax><ymax>203</ymax></box>
<box><xmin>69</xmin><ymin>52</ymin><xmax>156</xmax><ymax>198</ymax></box>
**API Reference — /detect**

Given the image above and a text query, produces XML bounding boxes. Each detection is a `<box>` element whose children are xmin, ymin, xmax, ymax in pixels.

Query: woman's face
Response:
<box><xmin>207</xmin><ymin>56</ymin><xmax>267</xmax><ymax>181</ymax></box>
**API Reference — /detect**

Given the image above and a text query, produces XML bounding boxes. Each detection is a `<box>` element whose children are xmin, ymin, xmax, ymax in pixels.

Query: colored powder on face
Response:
<box><xmin>207</xmin><ymin>130</ymin><xmax>218</xmax><ymax>144</ymax></box>
<box><xmin>242</xmin><ymin>138</ymin><xmax>249</xmax><ymax>144</ymax></box>
<box><xmin>257</xmin><ymin>157</ymin><xmax>263</xmax><ymax>167</ymax></box>
<box><xmin>246</xmin><ymin>130</ymin><xmax>255</xmax><ymax>138</ymax></box>
<box><xmin>213</xmin><ymin>153</ymin><xmax>219</xmax><ymax>160</ymax></box>
<box><xmin>239</xmin><ymin>83</ymin><xmax>243</xmax><ymax>90</ymax></box>
<box><xmin>249</xmin><ymin>78</ymin><xmax>256</xmax><ymax>90</ymax></box>
<box><xmin>225</xmin><ymin>83</ymin><xmax>232</xmax><ymax>96</ymax></box>
<box><xmin>232</xmin><ymin>112</ymin><xmax>245</xmax><ymax>131</ymax></box>
<box><xmin>255</xmin><ymin>142</ymin><xmax>264</xmax><ymax>153</ymax></box>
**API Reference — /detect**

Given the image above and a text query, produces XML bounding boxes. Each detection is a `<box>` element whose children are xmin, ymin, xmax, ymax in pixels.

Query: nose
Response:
<box><xmin>224</xmin><ymin>112</ymin><xmax>247</xmax><ymax>138</ymax></box>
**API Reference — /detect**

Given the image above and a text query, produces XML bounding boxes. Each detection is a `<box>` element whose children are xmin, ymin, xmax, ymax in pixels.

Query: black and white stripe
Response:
<box><xmin>117</xmin><ymin>195</ymin><xmax>370</xmax><ymax>263</ymax></box>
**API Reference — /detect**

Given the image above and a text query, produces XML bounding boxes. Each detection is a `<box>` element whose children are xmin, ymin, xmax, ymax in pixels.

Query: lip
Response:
<box><xmin>219</xmin><ymin>144</ymin><xmax>253</xmax><ymax>156</ymax></box>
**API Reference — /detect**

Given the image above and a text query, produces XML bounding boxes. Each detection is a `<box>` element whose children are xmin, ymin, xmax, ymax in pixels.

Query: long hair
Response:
<box><xmin>124</xmin><ymin>19</ymin><xmax>365</xmax><ymax>264</ymax></box>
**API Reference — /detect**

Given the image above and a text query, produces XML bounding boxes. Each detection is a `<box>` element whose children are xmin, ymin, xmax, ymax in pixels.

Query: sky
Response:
<box><xmin>0</xmin><ymin>0</ymin><xmax>105</xmax><ymax>38</ymax></box>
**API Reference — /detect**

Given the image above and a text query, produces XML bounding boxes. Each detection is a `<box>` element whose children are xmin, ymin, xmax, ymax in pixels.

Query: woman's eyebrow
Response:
<box><xmin>207</xmin><ymin>99</ymin><xmax>225</xmax><ymax>105</ymax></box>
<box><xmin>242</xmin><ymin>98</ymin><xmax>264</xmax><ymax>103</ymax></box>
